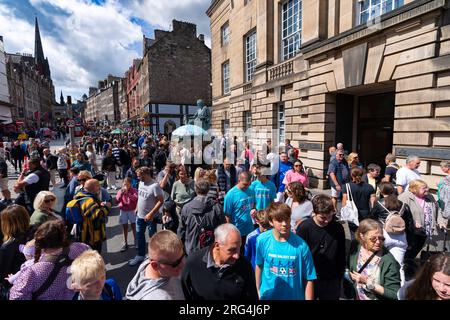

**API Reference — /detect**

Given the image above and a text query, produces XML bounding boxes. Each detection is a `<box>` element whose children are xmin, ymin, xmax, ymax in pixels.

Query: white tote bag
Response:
<box><xmin>340</xmin><ymin>183</ymin><xmax>359</xmax><ymax>226</ymax></box>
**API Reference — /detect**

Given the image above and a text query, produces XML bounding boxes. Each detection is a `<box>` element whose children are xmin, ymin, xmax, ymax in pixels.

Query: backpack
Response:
<box><xmin>194</xmin><ymin>215</ymin><xmax>214</xmax><ymax>248</ymax></box>
<box><xmin>386</xmin><ymin>163</ymin><xmax>400</xmax><ymax>184</ymax></box>
<box><xmin>32</xmin><ymin>246</ymin><xmax>73</xmax><ymax>300</ymax></box>
<box><xmin>378</xmin><ymin>201</ymin><xmax>406</xmax><ymax>234</ymax></box>
<box><xmin>65</xmin><ymin>198</ymin><xmax>88</xmax><ymax>224</ymax></box>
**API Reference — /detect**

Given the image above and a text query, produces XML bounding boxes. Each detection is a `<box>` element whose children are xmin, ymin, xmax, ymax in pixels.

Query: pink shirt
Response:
<box><xmin>282</xmin><ymin>170</ymin><xmax>309</xmax><ymax>188</ymax></box>
<box><xmin>116</xmin><ymin>188</ymin><xmax>138</xmax><ymax>211</ymax></box>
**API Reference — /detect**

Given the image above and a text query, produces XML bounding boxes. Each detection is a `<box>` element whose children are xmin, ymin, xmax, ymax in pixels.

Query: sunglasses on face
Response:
<box><xmin>294</xmin><ymin>164</ymin><xmax>302</xmax><ymax>167</ymax></box>
<box><xmin>154</xmin><ymin>254</ymin><xmax>184</xmax><ymax>268</ymax></box>
<box><xmin>368</xmin><ymin>236</ymin><xmax>385</xmax><ymax>243</ymax></box>
<box><xmin>44</xmin><ymin>198</ymin><xmax>56</xmax><ymax>203</ymax></box>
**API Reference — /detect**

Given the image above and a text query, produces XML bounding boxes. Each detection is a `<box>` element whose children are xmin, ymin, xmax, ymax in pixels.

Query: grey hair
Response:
<box><xmin>195</xmin><ymin>179</ymin><xmax>210</xmax><ymax>195</ymax></box>
<box><xmin>406</xmin><ymin>155</ymin><xmax>419</xmax><ymax>164</ymax></box>
<box><xmin>214</xmin><ymin>223</ymin><xmax>241</xmax><ymax>245</ymax></box>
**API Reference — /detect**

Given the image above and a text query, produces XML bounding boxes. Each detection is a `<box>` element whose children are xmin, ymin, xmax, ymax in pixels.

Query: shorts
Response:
<box><xmin>331</xmin><ymin>187</ymin><xmax>342</xmax><ymax>198</ymax></box>
<box><xmin>49</xmin><ymin>169</ymin><xmax>57</xmax><ymax>181</ymax></box>
<box><xmin>119</xmin><ymin>210</ymin><xmax>137</xmax><ymax>225</ymax></box>
<box><xmin>0</xmin><ymin>178</ymin><xmax>8</xmax><ymax>191</ymax></box>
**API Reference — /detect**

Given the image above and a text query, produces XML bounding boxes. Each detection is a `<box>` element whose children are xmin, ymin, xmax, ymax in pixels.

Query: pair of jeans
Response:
<box><xmin>136</xmin><ymin>217</ymin><xmax>157</xmax><ymax>257</ymax></box>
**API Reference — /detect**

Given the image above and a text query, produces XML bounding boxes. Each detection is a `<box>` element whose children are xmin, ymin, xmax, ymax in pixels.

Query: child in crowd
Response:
<box><xmin>69</xmin><ymin>250</ymin><xmax>122</xmax><ymax>300</ymax></box>
<box><xmin>244</xmin><ymin>210</ymin><xmax>271</xmax><ymax>270</ymax></box>
<box><xmin>255</xmin><ymin>202</ymin><xmax>317</xmax><ymax>300</ymax></box>
<box><xmin>115</xmin><ymin>177</ymin><xmax>138</xmax><ymax>252</ymax></box>
<box><xmin>6</xmin><ymin>240</ymin><xmax>36</xmax><ymax>285</ymax></box>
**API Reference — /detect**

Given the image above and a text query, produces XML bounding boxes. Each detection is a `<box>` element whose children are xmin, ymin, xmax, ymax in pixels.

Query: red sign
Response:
<box><xmin>66</xmin><ymin>119</ymin><xmax>76</xmax><ymax>128</ymax></box>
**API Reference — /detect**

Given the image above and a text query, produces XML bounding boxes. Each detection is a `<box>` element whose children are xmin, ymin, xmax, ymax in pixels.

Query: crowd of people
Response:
<box><xmin>0</xmin><ymin>128</ymin><xmax>449</xmax><ymax>301</ymax></box>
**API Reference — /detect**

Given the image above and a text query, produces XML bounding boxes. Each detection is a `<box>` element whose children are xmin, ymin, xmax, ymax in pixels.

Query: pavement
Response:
<box><xmin>5</xmin><ymin>137</ymin><xmax>140</xmax><ymax>296</ymax></box>
<box><xmin>3</xmin><ymin>139</ymin><xmax>348</xmax><ymax>297</ymax></box>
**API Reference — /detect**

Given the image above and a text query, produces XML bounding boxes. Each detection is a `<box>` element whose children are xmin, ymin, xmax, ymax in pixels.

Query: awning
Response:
<box><xmin>0</xmin><ymin>105</ymin><xmax>13</xmax><ymax>124</ymax></box>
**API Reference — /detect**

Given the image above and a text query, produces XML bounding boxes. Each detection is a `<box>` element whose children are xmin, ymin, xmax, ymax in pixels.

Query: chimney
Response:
<box><xmin>198</xmin><ymin>34</ymin><xmax>204</xmax><ymax>42</ymax></box>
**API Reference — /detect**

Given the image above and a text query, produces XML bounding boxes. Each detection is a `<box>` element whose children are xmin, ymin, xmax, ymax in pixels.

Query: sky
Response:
<box><xmin>0</xmin><ymin>0</ymin><xmax>212</xmax><ymax>101</ymax></box>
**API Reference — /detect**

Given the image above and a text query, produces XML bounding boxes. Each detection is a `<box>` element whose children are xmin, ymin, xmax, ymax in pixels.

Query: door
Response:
<box><xmin>357</xmin><ymin>93</ymin><xmax>395</xmax><ymax>169</ymax></box>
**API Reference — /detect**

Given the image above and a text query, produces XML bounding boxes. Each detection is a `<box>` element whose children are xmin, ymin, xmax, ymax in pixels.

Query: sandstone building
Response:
<box><xmin>85</xmin><ymin>75</ymin><xmax>121</xmax><ymax>125</ymax></box>
<box><xmin>3</xmin><ymin>18</ymin><xmax>55</xmax><ymax>128</ymax></box>
<box><xmin>128</xmin><ymin>20</ymin><xmax>211</xmax><ymax>136</ymax></box>
<box><xmin>207</xmin><ymin>0</ymin><xmax>450</xmax><ymax>189</ymax></box>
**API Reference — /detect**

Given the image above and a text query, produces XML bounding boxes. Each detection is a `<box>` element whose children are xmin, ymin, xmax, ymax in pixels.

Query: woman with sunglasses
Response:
<box><xmin>282</xmin><ymin>160</ymin><xmax>309</xmax><ymax>189</ymax></box>
<box><xmin>347</xmin><ymin>218</ymin><xmax>401</xmax><ymax>300</ymax></box>
<box><xmin>30</xmin><ymin>191</ymin><xmax>61</xmax><ymax>229</ymax></box>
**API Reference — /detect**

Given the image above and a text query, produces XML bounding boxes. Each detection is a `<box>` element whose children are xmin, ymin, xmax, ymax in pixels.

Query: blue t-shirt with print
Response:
<box><xmin>250</xmin><ymin>179</ymin><xmax>277</xmax><ymax>211</ymax></box>
<box><xmin>278</xmin><ymin>161</ymin><xmax>293</xmax><ymax>193</ymax></box>
<box><xmin>255</xmin><ymin>230</ymin><xmax>317</xmax><ymax>300</ymax></box>
<box><xmin>224</xmin><ymin>185</ymin><xmax>255</xmax><ymax>237</ymax></box>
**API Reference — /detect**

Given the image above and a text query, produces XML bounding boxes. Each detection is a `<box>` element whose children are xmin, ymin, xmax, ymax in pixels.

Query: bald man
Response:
<box><xmin>70</xmin><ymin>178</ymin><xmax>109</xmax><ymax>253</ymax></box>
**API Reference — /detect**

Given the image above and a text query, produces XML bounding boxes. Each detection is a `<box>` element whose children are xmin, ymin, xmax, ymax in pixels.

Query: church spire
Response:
<box><xmin>34</xmin><ymin>16</ymin><xmax>46</xmax><ymax>77</ymax></box>
<box><xmin>60</xmin><ymin>91</ymin><xmax>65</xmax><ymax>105</ymax></box>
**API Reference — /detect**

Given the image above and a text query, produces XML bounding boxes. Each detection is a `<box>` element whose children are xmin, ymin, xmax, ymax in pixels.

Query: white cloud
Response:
<box><xmin>0</xmin><ymin>0</ymin><xmax>212</xmax><ymax>100</ymax></box>
<box><xmin>127</xmin><ymin>0</ymin><xmax>212</xmax><ymax>47</ymax></box>
<box><xmin>1</xmin><ymin>0</ymin><xmax>143</xmax><ymax>99</ymax></box>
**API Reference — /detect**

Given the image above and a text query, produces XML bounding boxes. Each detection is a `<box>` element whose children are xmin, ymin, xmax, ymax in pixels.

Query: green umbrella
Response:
<box><xmin>111</xmin><ymin>128</ymin><xmax>124</xmax><ymax>134</ymax></box>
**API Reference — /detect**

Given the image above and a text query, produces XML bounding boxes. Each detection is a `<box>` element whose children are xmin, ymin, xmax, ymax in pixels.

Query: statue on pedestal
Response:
<box><xmin>187</xmin><ymin>99</ymin><xmax>211</xmax><ymax>131</ymax></box>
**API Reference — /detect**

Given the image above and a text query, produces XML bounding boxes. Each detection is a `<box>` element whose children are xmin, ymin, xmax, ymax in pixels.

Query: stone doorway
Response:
<box><xmin>335</xmin><ymin>90</ymin><xmax>395</xmax><ymax>170</ymax></box>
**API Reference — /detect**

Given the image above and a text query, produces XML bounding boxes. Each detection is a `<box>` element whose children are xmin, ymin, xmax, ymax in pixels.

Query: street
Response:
<box><xmin>6</xmin><ymin>137</ymin><xmax>139</xmax><ymax>295</ymax></box>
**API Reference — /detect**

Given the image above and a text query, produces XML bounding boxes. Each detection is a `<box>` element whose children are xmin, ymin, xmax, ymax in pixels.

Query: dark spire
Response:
<box><xmin>60</xmin><ymin>91</ymin><xmax>65</xmax><ymax>105</ymax></box>
<box><xmin>34</xmin><ymin>17</ymin><xmax>46</xmax><ymax>77</ymax></box>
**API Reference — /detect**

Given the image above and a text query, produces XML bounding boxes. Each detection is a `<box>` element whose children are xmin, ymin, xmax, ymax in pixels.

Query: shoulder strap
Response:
<box><xmin>377</xmin><ymin>201</ymin><xmax>390</xmax><ymax>214</ymax></box>
<box><xmin>346</xmin><ymin>183</ymin><xmax>354</xmax><ymax>202</ymax></box>
<box><xmin>357</xmin><ymin>251</ymin><xmax>378</xmax><ymax>274</ymax></box>
<box><xmin>32</xmin><ymin>246</ymin><xmax>73</xmax><ymax>300</ymax></box>
<box><xmin>102</xmin><ymin>282</ymin><xmax>114</xmax><ymax>300</ymax></box>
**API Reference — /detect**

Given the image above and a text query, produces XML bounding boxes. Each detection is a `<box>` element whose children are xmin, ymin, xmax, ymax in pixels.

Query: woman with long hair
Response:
<box><xmin>342</xmin><ymin>167</ymin><xmax>376</xmax><ymax>223</ymax></box>
<box><xmin>9</xmin><ymin>220</ymin><xmax>89</xmax><ymax>300</ymax></box>
<box><xmin>285</xmin><ymin>182</ymin><xmax>313</xmax><ymax>231</ymax></box>
<box><xmin>400</xmin><ymin>252</ymin><xmax>450</xmax><ymax>300</ymax></box>
<box><xmin>0</xmin><ymin>205</ymin><xmax>31</xmax><ymax>299</ymax></box>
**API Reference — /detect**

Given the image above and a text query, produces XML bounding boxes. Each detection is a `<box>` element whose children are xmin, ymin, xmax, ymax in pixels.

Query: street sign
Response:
<box><xmin>103</xmin><ymin>120</ymin><xmax>109</xmax><ymax>126</ymax></box>
<box><xmin>66</xmin><ymin>119</ymin><xmax>76</xmax><ymax>128</ymax></box>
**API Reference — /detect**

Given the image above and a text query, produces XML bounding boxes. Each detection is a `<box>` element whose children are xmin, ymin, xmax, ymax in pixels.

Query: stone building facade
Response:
<box><xmin>0</xmin><ymin>36</ymin><xmax>13</xmax><ymax>125</ymax></box>
<box><xmin>85</xmin><ymin>75</ymin><xmax>120</xmax><ymax>124</ymax></box>
<box><xmin>137</xmin><ymin>20</ymin><xmax>212</xmax><ymax>135</ymax></box>
<box><xmin>3</xmin><ymin>18</ymin><xmax>55</xmax><ymax>128</ymax></box>
<box><xmin>207</xmin><ymin>0</ymin><xmax>450</xmax><ymax>189</ymax></box>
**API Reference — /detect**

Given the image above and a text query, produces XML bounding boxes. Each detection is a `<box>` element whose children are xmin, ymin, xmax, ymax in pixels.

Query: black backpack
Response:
<box><xmin>194</xmin><ymin>215</ymin><xmax>214</xmax><ymax>248</ymax></box>
<box><xmin>32</xmin><ymin>246</ymin><xmax>73</xmax><ymax>300</ymax></box>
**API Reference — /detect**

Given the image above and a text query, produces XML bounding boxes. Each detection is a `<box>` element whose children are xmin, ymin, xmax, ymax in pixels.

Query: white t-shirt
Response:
<box><xmin>266</xmin><ymin>153</ymin><xmax>279</xmax><ymax>176</ymax></box>
<box><xmin>23</xmin><ymin>173</ymin><xmax>39</xmax><ymax>185</ymax></box>
<box><xmin>137</xmin><ymin>180</ymin><xmax>164</xmax><ymax>219</ymax></box>
<box><xmin>285</xmin><ymin>197</ymin><xmax>313</xmax><ymax>230</ymax></box>
<box><xmin>396</xmin><ymin>167</ymin><xmax>421</xmax><ymax>191</ymax></box>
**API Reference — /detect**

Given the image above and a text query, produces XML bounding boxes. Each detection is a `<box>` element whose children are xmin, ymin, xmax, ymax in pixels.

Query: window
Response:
<box><xmin>222</xmin><ymin>119</ymin><xmax>230</xmax><ymax>136</ymax></box>
<box><xmin>281</xmin><ymin>0</ymin><xmax>302</xmax><ymax>61</ymax></box>
<box><xmin>359</xmin><ymin>0</ymin><xmax>403</xmax><ymax>24</ymax></box>
<box><xmin>277</xmin><ymin>105</ymin><xmax>285</xmax><ymax>145</ymax></box>
<box><xmin>245</xmin><ymin>31</ymin><xmax>257</xmax><ymax>82</ymax></box>
<box><xmin>222</xmin><ymin>61</ymin><xmax>230</xmax><ymax>95</ymax></box>
<box><xmin>244</xmin><ymin>111</ymin><xmax>252</xmax><ymax>140</ymax></box>
<box><xmin>221</xmin><ymin>22</ymin><xmax>230</xmax><ymax>46</ymax></box>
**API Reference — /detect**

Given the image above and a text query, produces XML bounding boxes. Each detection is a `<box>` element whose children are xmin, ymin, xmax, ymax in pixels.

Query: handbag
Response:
<box><xmin>342</xmin><ymin>250</ymin><xmax>378</xmax><ymax>299</ymax></box>
<box><xmin>340</xmin><ymin>183</ymin><xmax>359</xmax><ymax>226</ymax></box>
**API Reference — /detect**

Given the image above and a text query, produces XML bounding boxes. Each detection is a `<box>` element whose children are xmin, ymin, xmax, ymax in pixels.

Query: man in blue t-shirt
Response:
<box><xmin>276</xmin><ymin>153</ymin><xmax>293</xmax><ymax>202</ymax></box>
<box><xmin>255</xmin><ymin>202</ymin><xmax>316</xmax><ymax>300</ymax></box>
<box><xmin>249</xmin><ymin>166</ymin><xmax>277</xmax><ymax>212</ymax></box>
<box><xmin>224</xmin><ymin>171</ymin><xmax>256</xmax><ymax>253</ymax></box>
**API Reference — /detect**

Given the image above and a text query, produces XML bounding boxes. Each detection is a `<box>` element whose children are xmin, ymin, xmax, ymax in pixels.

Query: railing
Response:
<box><xmin>267</xmin><ymin>60</ymin><xmax>294</xmax><ymax>81</ymax></box>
